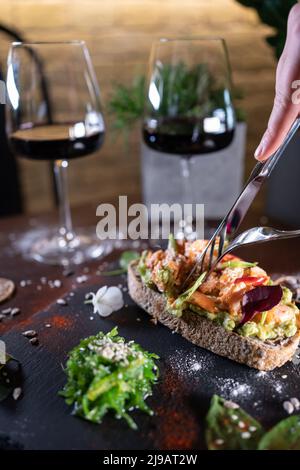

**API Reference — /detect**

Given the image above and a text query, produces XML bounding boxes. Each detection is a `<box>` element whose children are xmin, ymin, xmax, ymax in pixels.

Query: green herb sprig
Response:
<box><xmin>100</xmin><ymin>251</ymin><xmax>140</xmax><ymax>276</ymax></box>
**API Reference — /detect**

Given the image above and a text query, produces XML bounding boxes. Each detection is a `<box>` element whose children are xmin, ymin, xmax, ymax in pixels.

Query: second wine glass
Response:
<box><xmin>143</xmin><ymin>37</ymin><xmax>236</xmax><ymax>239</ymax></box>
<box><xmin>7</xmin><ymin>41</ymin><xmax>106</xmax><ymax>265</ymax></box>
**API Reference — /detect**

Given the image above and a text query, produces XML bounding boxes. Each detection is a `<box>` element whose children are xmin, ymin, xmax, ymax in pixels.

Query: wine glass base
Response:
<box><xmin>15</xmin><ymin>227</ymin><xmax>112</xmax><ymax>266</ymax></box>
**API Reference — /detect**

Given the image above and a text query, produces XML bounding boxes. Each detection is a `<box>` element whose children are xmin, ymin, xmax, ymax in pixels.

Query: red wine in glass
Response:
<box><xmin>143</xmin><ymin>116</ymin><xmax>234</xmax><ymax>155</ymax></box>
<box><xmin>10</xmin><ymin>123</ymin><xmax>104</xmax><ymax>161</ymax></box>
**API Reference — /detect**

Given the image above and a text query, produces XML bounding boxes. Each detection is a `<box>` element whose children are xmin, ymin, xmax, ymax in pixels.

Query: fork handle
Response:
<box><xmin>216</xmin><ymin>227</ymin><xmax>300</xmax><ymax>268</ymax></box>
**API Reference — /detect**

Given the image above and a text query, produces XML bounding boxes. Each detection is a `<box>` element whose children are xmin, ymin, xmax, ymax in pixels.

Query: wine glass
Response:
<box><xmin>143</xmin><ymin>37</ymin><xmax>236</xmax><ymax>239</ymax></box>
<box><xmin>6</xmin><ymin>41</ymin><xmax>107</xmax><ymax>265</ymax></box>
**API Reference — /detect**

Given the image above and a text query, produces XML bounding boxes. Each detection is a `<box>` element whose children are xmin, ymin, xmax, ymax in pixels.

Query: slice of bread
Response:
<box><xmin>128</xmin><ymin>262</ymin><xmax>300</xmax><ymax>371</ymax></box>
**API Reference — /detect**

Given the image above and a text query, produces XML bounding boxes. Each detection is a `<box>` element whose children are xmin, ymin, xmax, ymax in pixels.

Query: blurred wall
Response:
<box><xmin>0</xmin><ymin>0</ymin><xmax>276</xmax><ymax>214</ymax></box>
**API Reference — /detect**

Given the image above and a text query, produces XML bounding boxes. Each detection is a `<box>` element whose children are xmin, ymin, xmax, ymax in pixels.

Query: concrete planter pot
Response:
<box><xmin>141</xmin><ymin>122</ymin><xmax>247</xmax><ymax>219</ymax></box>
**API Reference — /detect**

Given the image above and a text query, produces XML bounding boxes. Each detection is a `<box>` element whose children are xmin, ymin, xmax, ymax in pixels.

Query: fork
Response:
<box><xmin>206</xmin><ymin>226</ymin><xmax>300</xmax><ymax>276</ymax></box>
<box><xmin>182</xmin><ymin>117</ymin><xmax>300</xmax><ymax>288</ymax></box>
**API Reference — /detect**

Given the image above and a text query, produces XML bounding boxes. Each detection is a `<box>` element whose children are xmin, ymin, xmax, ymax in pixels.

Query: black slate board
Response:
<box><xmin>1</xmin><ymin>276</ymin><xmax>300</xmax><ymax>450</ymax></box>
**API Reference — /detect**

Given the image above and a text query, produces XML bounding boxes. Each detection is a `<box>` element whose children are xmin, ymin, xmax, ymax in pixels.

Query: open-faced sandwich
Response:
<box><xmin>128</xmin><ymin>236</ymin><xmax>300</xmax><ymax>370</ymax></box>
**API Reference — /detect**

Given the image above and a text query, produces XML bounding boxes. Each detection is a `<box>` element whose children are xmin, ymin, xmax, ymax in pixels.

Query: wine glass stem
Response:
<box><xmin>53</xmin><ymin>159</ymin><xmax>74</xmax><ymax>239</ymax></box>
<box><xmin>180</xmin><ymin>156</ymin><xmax>193</xmax><ymax>204</ymax></box>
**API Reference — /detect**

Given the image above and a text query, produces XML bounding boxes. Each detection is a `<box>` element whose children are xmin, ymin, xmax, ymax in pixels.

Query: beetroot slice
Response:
<box><xmin>241</xmin><ymin>285</ymin><xmax>283</xmax><ymax>325</ymax></box>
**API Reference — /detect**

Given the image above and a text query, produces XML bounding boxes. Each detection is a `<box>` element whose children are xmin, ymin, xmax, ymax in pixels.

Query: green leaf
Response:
<box><xmin>167</xmin><ymin>233</ymin><xmax>178</xmax><ymax>254</ymax></box>
<box><xmin>119</xmin><ymin>251</ymin><xmax>140</xmax><ymax>270</ymax></box>
<box><xmin>206</xmin><ymin>395</ymin><xmax>264</xmax><ymax>450</ymax></box>
<box><xmin>220</xmin><ymin>260</ymin><xmax>258</xmax><ymax>270</ymax></box>
<box><xmin>168</xmin><ymin>271</ymin><xmax>206</xmax><ymax>317</ymax></box>
<box><xmin>101</xmin><ymin>250</ymin><xmax>140</xmax><ymax>276</ymax></box>
<box><xmin>0</xmin><ymin>354</ymin><xmax>19</xmax><ymax>402</ymax></box>
<box><xmin>258</xmin><ymin>415</ymin><xmax>300</xmax><ymax>450</ymax></box>
<box><xmin>235</xmin><ymin>0</ymin><xmax>297</xmax><ymax>59</ymax></box>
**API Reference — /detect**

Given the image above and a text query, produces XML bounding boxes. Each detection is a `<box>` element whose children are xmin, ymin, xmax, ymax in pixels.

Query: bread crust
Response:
<box><xmin>128</xmin><ymin>262</ymin><xmax>300</xmax><ymax>371</ymax></box>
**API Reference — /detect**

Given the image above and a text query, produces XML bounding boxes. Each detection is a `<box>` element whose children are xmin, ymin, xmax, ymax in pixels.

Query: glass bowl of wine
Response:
<box><xmin>6</xmin><ymin>41</ymin><xmax>107</xmax><ymax>266</ymax></box>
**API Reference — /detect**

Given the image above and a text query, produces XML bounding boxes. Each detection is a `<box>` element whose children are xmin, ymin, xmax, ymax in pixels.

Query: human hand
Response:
<box><xmin>254</xmin><ymin>3</ymin><xmax>300</xmax><ymax>161</ymax></box>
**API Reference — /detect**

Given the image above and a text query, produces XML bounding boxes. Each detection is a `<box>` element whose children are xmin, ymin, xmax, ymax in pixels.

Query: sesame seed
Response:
<box><xmin>224</xmin><ymin>400</ymin><xmax>239</xmax><ymax>410</ymax></box>
<box><xmin>56</xmin><ymin>298</ymin><xmax>67</xmax><ymax>306</ymax></box>
<box><xmin>215</xmin><ymin>439</ymin><xmax>224</xmax><ymax>446</ymax></box>
<box><xmin>2</xmin><ymin>308</ymin><xmax>11</xmax><ymax>315</ymax></box>
<box><xmin>241</xmin><ymin>432</ymin><xmax>251</xmax><ymax>439</ymax></box>
<box><xmin>12</xmin><ymin>387</ymin><xmax>22</xmax><ymax>401</ymax></box>
<box><xmin>283</xmin><ymin>401</ymin><xmax>294</xmax><ymax>414</ymax></box>
<box><xmin>238</xmin><ymin>421</ymin><xmax>246</xmax><ymax>429</ymax></box>
<box><xmin>282</xmin><ymin>375</ymin><xmax>287</xmax><ymax>379</ymax></box>
<box><xmin>53</xmin><ymin>280</ymin><xmax>62</xmax><ymax>288</ymax></box>
<box><xmin>249</xmin><ymin>426</ymin><xmax>257</xmax><ymax>432</ymax></box>
<box><xmin>76</xmin><ymin>275</ymin><xmax>88</xmax><ymax>284</ymax></box>
<box><xmin>29</xmin><ymin>337</ymin><xmax>39</xmax><ymax>346</ymax></box>
<box><xmin>290</xmin><ymin>398</ymin><xmax>300</xmax><ymax>410</ymax></box>
<box><xmin>11</xmin><ymin>308</ymin><xmax>21</xmax><ymax>316</ymax></box>
<box><xmin>22</xmin><ymin>330</ymin><xmax>37</xmax><ymax>338</ymax></box>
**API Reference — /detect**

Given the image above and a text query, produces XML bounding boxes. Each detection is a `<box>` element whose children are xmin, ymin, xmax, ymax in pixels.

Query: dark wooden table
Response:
<box><xmin>0</xmin><ymin>207</ymin><xmax>300</xmax><ymax>450</ymax></box>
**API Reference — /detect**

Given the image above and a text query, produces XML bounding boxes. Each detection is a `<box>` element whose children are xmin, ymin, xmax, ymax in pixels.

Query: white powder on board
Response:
<box><xmin>168</xmin><ymin>349</ymin><xmax>212</xmax><ymax>376</ymax></box>
<box><xmin>168</xmin><ymin>347</ymin><xmax>291</xmax><ymax>400</ymax></box>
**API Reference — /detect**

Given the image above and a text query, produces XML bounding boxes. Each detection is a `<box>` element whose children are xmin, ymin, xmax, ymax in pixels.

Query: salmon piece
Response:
<box><xmin>200</xmin><ymin>272</ymin><xmax>220</xmax><ymax>296</ymax></box>
<box><xmin>146</xmin><ymin>250</ymin><xmax>164</xmax><ymax>269</ymax></box>
<box><xmin>189</xmin><ymin>290</ymin><xmax>217</xmax><ymax>313</ymax></box>
<box><xmin>249</xmin><ymin>266</ymin><xmax>268</xmax><ymax>278</ymax></box>
<box><xmin>254</xmin><ymin>304</ymin><xmax>296</xmax><ymax>325</ymax></box>
<box><xmin>185</xmin><ymin>240</ymin><xmax>208</xmax><ymax>262</ymax></box>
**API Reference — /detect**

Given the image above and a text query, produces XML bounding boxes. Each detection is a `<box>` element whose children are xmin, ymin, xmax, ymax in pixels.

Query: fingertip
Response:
<box><xmin>254</xmin><ymin>141</ymin><xmax>265</xmax><ymax>160</ymax></box>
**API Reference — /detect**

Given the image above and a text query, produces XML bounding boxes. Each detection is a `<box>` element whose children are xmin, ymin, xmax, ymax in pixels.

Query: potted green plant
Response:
<box><xmin>236</xmin><ymin>0</ymin><xmax>300</xmax><ymax>225</ymax></box>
